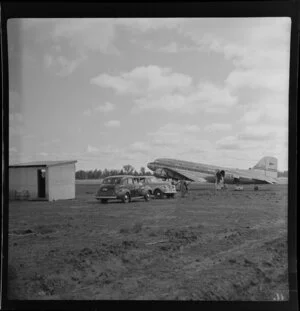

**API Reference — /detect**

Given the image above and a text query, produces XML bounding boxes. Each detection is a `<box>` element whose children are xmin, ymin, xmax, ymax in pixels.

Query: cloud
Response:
<box><xmin>129</xmin><ymin>141</ymin><xmax>151</xmax><ymax>152</ymax></box>
<box><xmin>194</xmin><ymin>19</ymin><xmax>290</xmax><ymax>108</ymax></box>
<box><xmin>15</xmin><ymin>113</ymin><xmax>23</xmax><ymax>122</ymax></box>
<box><xmin>147</xmin><ymin>123</ymin><xmax>214</xmax><ymax>158</ymax></box>
<box><xmin>185</xmin><ymin>125</ymin><xmax>201</xmax><ymax>133</ymax></box>
<box><xmin>9</xmin><ymin>90</ymin><xmax>21</xmax><ymax>110</ymax></box>
<box><xmin>148</xmin><ymin>123</ymin><xmax>198</xmax><ymax>137</ymax></box>
<box><xmin>238</xmin><ymin>132</ymin><xmax>274</xmax><ymax>142</ymax></box>
<box><xmin>91</xmin><ymin>65</ymin><xmax>192</xmax><ymax>96</ymax></box>
<box><xmin>104</xmin><ymin>120</ymin><xmax>120</xmax><ymax>128</ymax></box>
<box><xmin>87</xmin><ymin>145</ymin><xmax>99</xmax><ymax>153</ymax></box>
<box><xmin>9</xmin><ymin>125</ymin><xmax>26</xmax><ymax>136</ymax></box>
<box><xmin>44</xmin><ymin>53</ymin><xmax>86</xmax><ymax>76</ymax></box>
<box><xmin>115</xmin><ymin>18</ymin><xmax>184</xmax><ymax>33</ymax></box>
<box><xmin>83</xmin><ymin>109</ymin><xmax>92</xmax><ymax>117</ymax></box>
<box><xmin>25</xmin><ymin>18</ymin><xmax>182</xmax><ymax>77</ymax></box>
<box><xmin>95</xmin><ymin>102</ymin><xmax>115</xmax><ymax>113</ymax></box>
<box><xmin>9</xmin><ymin>112</ymin><xmax>24</xmax><ymax>124</ymax></box>
<box><xmin>225</xmin><ymin>66</ymin><xmax>289</xmax><ymax>93</ymax></box>
<box><xmin>245</xmin><ymin>95</ymin><xmax>288</xmax><ymax>124</ymax></box>
<box><xmin>84</xmin><ymin>102</ymin><xmax>115</xmax><ymax>117</ymax></box>
<box><xmin>28</xmin><ymin>18</ymin><xmax>183</xmax><ymax>76</ymax></box>
<box><xmin>40</xmin><ymin>139</ymin><xmax>61</xmax><ymax>147</ymax></box>
<box><xmin>133</xmin><ymin>82</ymin><xmax>237</xmax><ymax>113</ymax></box>
<box><xmin>159</xmin><ymin>42</ymin><xmax>179</xmax><ymax>53</ymax></box>
<box><xmin>39</xmin><ymin>19</ymin><xmax>118</xmax><ymax>76</ymax></box>
<box><xmin>204</xmin><ymin>123</ymin><xmax>232</xmax><ymax>132</ymax></box>
<box><xmin>39</xmin><ymin>152</ymin><xmax>48</xmax><ymax>157</ymax></box>
<box><xmin>216</xmin><ymin>124</ymin><xmax>288</xmax><ymax>156</ymax></box>
<box><xmin>216</xmin><ymin>136</ymin><xmax>241</xmax><ymax>150</ymax></box>
<box><xmin>178</xmin><ymin>18</ymin><xmax>290</xmax><ymax>127</ymax></box>
<box><xmin>52</xmin><ymin>19</ymin><xmax>118</xmax><ymax>54</ymax></box>
<box><xmin>242</xmin><ymin>124</ymin><xmax>288</xmax><ymax>141</ymax></box>
<box><xmin>44</xmin><ymin>54</ymin><xmax>53</xmax><ymax>68</ymax></box>
<box><xmin>239</xmin><ymin>110</ymin><xmax>263</xmax><ymax>124</ymax></box>
<box><xmin>142</xmin><ymin>40</ymin><xmax>199</xmax><ymax>54</ymax></box>
<box><xmin>9</xmin><ymin>147</ymin><xmax>17</xmax><ymax>153</ymax></box>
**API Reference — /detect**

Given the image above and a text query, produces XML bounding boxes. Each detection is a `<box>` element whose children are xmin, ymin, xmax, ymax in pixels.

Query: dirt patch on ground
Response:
<box><xmin>8</xmin><ymin>183</ymin><xmax>288</xmax><ymax>300</ymax></box>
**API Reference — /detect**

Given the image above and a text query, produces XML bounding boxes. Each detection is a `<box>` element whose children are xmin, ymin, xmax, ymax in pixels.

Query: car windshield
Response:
<box><xmin>102</xmin><ymin>177</ymin><xmax>122</xmax><ymax>185</ymax></box>
<box><xmin>147</xmin><ymin>177</ymin><xmax>157</xmax><ymax>183</ymax></box>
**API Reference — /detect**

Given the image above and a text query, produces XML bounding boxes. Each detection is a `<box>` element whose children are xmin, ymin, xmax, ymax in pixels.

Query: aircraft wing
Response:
<box><xmin>164</xmin><ymin>167</ymin><xmax>208</xmax><ymax>182</ymax></box>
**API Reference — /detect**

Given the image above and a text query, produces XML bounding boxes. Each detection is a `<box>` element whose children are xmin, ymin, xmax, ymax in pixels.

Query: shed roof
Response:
<box><xmin>9</xmin><ymin>160</ymin><xmax>77</xmax><ymax>168</ymax></box>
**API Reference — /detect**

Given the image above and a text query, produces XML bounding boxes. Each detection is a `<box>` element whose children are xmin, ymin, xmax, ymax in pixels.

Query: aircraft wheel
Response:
<box><xmin>101</xmin><ymin>199</ymin><xmax>108</xmax><ymax>204</ymax></box>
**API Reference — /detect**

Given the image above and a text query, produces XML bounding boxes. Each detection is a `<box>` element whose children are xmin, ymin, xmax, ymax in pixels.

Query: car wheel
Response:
<box><xmin>144</xmin><ymin>192</ymin><xmax>151</xmax><ymax>201</ymax></box>
<box><xmin>101</xmin><ymin>199</ymin><xmax>108</xmax><ymax>204</ymax></box>
<box><xmin>123</xmin><ymin>193</ymin><xmax>131</xmax><ymax>203</ymax></box>
<box><xmin>154</xmin><ymin>189</ymin><xmax>164</xmax><ymax>199</ymax></box>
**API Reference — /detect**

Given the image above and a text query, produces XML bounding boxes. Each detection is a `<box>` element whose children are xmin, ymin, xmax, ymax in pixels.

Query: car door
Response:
<box><xmin>146</xmin><ymin>177</ymin><xmax>155</xmax><ymax>192</ymax></box>
<box><xmin>126</xmin><ymin>177</ymin><xmax>135</xmax><ymax>197</ymax></box>
<box><xmin>133</xmin><ymin>177</ymin><xmax>143</xmax><ymax>197</ymax></box>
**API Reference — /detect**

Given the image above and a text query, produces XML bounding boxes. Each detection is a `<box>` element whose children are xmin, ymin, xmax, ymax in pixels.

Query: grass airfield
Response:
<box><xmin>8</xmin><ymin>182</ymin><xmax>288</xmax><ymax>300</ymax></box>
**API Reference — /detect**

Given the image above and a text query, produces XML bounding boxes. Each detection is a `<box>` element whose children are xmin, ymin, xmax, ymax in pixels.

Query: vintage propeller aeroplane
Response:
<box><xmin>147</xmin><ymin>156</ymin><xmax>278</xmax><ymax>187</ymax></box>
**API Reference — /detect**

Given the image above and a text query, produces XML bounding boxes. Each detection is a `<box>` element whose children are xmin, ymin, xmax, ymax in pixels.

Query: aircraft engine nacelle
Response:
<box><xmin>223</xmin><ymin>172</ymin><xmax>240</xmax><ymax>184</ymax></box>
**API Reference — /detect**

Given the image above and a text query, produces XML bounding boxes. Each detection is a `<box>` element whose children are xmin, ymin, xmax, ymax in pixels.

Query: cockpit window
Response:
<box><xmin>103</xmin><ymin>177</ymin><xmax>122</xmax><ymax>185</ymax></box>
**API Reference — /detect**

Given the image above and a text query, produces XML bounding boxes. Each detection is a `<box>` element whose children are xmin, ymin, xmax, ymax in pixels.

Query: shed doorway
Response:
<box><xmin>37</xmin><ymin>169</ymin><xmax>46</xmax><ymax>198</ymax></box>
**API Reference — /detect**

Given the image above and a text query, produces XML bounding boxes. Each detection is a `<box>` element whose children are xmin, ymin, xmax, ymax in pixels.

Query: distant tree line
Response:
<box><xmin>75</xmin><ymin>165</ymin><xmax>153</xmax><ymax>180</ymax></box>
<box><xmin>278</xmin><ymin>170</ymin><xmax>288</xmax><ymax>177</ymax></box>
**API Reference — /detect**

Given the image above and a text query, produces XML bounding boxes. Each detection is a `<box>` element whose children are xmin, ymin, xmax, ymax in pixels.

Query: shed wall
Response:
<box><xmin>48</xmin><ymin>163</ymin><xmax>75</xmax><ymax>200</ymax></box>
<box><xmin>9</xmin><ymin>167</ymin><xmax>48</xmax><ymax>199</ymax></box>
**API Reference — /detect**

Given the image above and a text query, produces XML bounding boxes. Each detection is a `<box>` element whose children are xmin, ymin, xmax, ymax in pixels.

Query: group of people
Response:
<box><xmin>173</xmin><ymin>180</ymin><xmax>189</xmax><ymax>197</ymax></box>
<box><xmin>172</xmin><ymin>171</ymin><xmax>227</xmax><ymax>197</ymax></box>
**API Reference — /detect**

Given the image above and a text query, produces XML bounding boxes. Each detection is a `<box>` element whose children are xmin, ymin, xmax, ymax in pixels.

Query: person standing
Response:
<box><xmin>215</xmin><ymin>170</ymin><xmax>221</xmax><ymax>189</ymax></box>
<box><xmin>220</xmin><ymin>170</ymin><xmax>225</xmax><ymax>189</ymax></box>
<box><xmin>180</xmin><ymin>180</ymin><xmax>188</xmax><ymax>197</ymax></box>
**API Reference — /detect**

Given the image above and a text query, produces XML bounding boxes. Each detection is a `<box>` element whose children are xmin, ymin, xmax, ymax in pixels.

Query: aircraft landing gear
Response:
<box><xmin>254</xmin><ymin>185</ymin><xmax>259</xmax><ymax>191</ymax></box>
<box><xmin>234</xmin><ymin>178</ymin><xmax>243</xmax><ymax>191</ymax></box>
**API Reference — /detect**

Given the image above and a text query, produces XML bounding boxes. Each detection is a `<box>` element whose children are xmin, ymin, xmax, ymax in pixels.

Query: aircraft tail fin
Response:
<box><xmin>252</xmin><ymin>156</ymin><xmax>278</xmax><ymax>178</ymax></box>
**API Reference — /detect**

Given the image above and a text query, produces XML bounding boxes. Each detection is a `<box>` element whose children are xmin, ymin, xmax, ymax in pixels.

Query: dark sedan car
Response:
<box><xmin>96</xmin><ymin>175</ymin><xmax>151</xmax><ymax>204</ymax></box>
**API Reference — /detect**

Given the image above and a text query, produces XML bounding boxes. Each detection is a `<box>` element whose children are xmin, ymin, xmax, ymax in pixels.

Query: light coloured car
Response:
<box><xmin>135</xmin><ymin>176</ymin><xmax>177</xmax><ymax>199</ymax></box>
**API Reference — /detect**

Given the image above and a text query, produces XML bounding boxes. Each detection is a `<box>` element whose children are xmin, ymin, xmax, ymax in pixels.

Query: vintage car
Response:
<box><xmin>95</xmin><ymin>175</ymin><xmax>151</xmax><ymax>204</ymax></box>
<box><xmin>134</xmin><ymin>176</ymin><xmax>177</xmax><ymax>199</ymax></box>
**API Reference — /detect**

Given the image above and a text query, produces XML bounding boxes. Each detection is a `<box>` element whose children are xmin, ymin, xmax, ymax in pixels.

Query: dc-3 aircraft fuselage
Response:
<box><xmin>147</xmin><ymin>156</ymin><xmax>278</xmax><ymax>185</ymax></box>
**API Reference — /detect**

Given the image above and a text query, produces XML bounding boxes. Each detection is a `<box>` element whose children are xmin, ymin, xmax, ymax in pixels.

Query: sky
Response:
<box><xmin>8</xmin><ymin>18</ymin><xmax>291</xmax><ymax>172</ymax></box>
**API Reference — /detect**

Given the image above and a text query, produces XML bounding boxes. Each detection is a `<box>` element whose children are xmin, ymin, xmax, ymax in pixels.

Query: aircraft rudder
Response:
<box><xmin>253</xmin><ymin>156</ymin><xmax>278</xmax><ymax>178</ymax></box>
